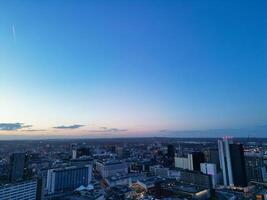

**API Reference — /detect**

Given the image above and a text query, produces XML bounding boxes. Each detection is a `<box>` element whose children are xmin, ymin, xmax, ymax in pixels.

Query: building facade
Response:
<box><xmin>200</xmin><ymin>163</ymin><xmax>219</xmax><ymax>188</ymax></box>
<box><xmin>174</xmin><ymin>156</ymin><xmax>189</xmax><ymax>170</ymax></box>
<box><xmin>245</xmin><ymin>152</ymin><xmax>264</xmax><ymax>182</ymax></box>
<box><xmin>47</xmin><ymin>165</ymin><xmax>92</xmax><ymax>194</ymax></box>
<box><xmin>0</xmin><ymin>179</ymin><xmax>37</xmax><ymax>200</ymax></box>
<box><xmin>95</xmin><ymin>160</ymin><xmax>128</xmax><ymax>178</ymax></box>
<box><xmin>218</xmin><ymin>138</ymin><xmax>247</xmax><ymax>187</ymax></box>
<box><xmin>188</xmin><ymin>152</ymin><xmax>205</xmax><ymax>171</ymax></box>
<box><xmin>9</xmin><ymin>153</ymin><xmax>26</xmax><ymax>182</ymax></box>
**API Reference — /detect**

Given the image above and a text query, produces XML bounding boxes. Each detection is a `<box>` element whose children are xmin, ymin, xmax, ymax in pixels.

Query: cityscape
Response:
<box><xmin>0</xmin><ymin>137</ymin><xmax>266</xmax><ymax>199</ymax></box>
<box><xmin>1</xmin><ymin>0</ymin><xmax>266</xmax><ymax>200</ymax></box>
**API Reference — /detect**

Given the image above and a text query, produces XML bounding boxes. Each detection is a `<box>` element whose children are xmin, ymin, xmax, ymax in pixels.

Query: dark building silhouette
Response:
<box><xmin>9</xmin><ymin>153</ymin><xmax>26</xmax><ymax>182</ymax></box>
<box><xmin>72</xmin><ymin>147</ymin><xmax>91</xmax><ymax>159</ymax></box>
<box><xmin>229</xmin><ymin>144</ymin><xmax>247</xmax><ymax>187</ymax></box>
<box><xmin>188</xmin><ymin>152</ymin><xmax>205</xmax><ymax>171</ymax></box>
<box><xmin>167</xmin><ymin>145</ymin><xmax>175</xmax><ymax>166</ymax></box>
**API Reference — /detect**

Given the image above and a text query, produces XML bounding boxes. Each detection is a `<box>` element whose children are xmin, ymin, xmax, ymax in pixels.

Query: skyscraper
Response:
<box><xmin>188</xmin><ymin>152</ymin><xmax>205</xmax><ymax>171</ymax></box>
<box><xmin>218</xmin><ymin>138</ymin><xmax>247</xmax><ymax>187</ymax></box>
<box><xmin>203</xmin><ymin>148</ymin><xmax>220</xmax><ymax>169</ymax></box>
<box><xmin>167</xmin><ymin>145</ymin><xmax>175</xmax><ymax>166</ymax></box>
<box><xmin>9</xmin><ymin>153</ymin><xmax>26</xmax><ymax>182</ymax></box>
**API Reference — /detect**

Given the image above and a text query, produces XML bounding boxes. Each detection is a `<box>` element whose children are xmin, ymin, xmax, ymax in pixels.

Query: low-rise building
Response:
<box><xmin>0</xmin><ymin>179</ymin><xmax>37</xmax><ymax>200</ymax></box>
<box><xmin>95</xmin><ymin>160</ymin><xmax>128</xmax><ymax>178</ymax></box>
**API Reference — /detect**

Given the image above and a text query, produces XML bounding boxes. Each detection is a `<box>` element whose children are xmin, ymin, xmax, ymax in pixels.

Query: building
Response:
<box><xmin>200</xmin><ymin>163</ymin><xmax>219</xmax><ymax>188</ymax></box>
<box><xmin>72</xmin><ymin>147</ymin><xmax>91</xmax><ymax>159</ymax></box>
<box><xmin>105</xmin><ymin>185</ymin><xmax>136</xmax><ymax>200</ymax></box>
<box><xmin>46</xmin><ymin>165</ymin><xmax>92</xmax><ymax>194</ymax></box>
<box><xmin>0</xmin><ymin>179</ymin><xmax>37</xmax><ymax>200</ymax></box>
<box><xmin>245</xmin><ymin>152</ymin><xmax>265</xmax><ymax>182</ymax></box>
<box><xmin>188</xmin><ymin>152</ymin><xmax>205</xmax><ymax>171</ymax></box>
<box><xmin>95</xmin><ymin>160</ymin><xmax>128</xmax><ymax>178</ymax></box>
<box><xmin>174</xmin><ymin>156</ymin><xmax>189</xmax><ymax>170</ymax></box>
<box><xmin>167</xmin><ymin>145</ymin><xmax>175</xmax><ymax>165</ymax></box>
<box><xmin>115</xmin><ymin>146</ymin><xmax>130</xmax><ymax>159</ymax></box>
<box><xmin>9</xmin><ymin>153</ymin><xmax>26</xmax><ymax>182</ymax></box>
<box><xmin>218</xmin><ymin>138</ymin><xmax>247</xmax><ymax>187</ymax></box>
<box><xmin>203</xmin><ymin>148</ymin><xmax>220</xmax><ymax>169</ymax></box>
<box><xmin>180</xmin><ymin>169</ymin><xmax>212</xmax><ymax>189</ymax></box>
<box><xmin>149</xmin><ymin>165</ymin><xmax>169</xmax><ymax>177</ymax></box>
<box><xmin>153</xmin><ymin>179</ymin><xmax>211</xmax><ymax>200</ymax></box>
<box><xmin>105</xmin><ymin>173</ymin><xmax>145</xmax><ymax>187</ymax></box>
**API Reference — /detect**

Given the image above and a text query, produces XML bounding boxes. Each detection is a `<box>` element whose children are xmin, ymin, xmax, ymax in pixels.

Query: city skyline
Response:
<box><xmin>1</xmin><ymin>1</ymin><xmax>266</xmax><ymax>138</ymax></box>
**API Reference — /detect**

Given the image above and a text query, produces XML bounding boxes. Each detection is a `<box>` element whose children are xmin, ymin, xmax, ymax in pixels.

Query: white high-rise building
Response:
<box><xmin>218</xmin><ymin>138</ymin><xmax>234</xmax><ymax>186</ymax></box>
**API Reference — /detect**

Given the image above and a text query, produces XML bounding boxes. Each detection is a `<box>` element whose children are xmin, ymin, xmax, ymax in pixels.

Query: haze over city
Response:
<box><xmin>0</xmin><ymin>1</ymin><xmax>266</xmax><ymax>139</ymax></box>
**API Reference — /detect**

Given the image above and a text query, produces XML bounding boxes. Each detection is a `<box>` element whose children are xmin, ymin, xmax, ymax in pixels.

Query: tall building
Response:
<box><xmin>188</xmin><ymin>152</ymin><xmax>205</xmax><ymax>171</ymax></box>
<box><xmin>203</xmin><ymin>148</ymin><xmax>220</xmax><ymax>169</ymax></box>
<box><xmin>167</xmin><ymin>145</ymin><xmax>175</xmax><ymax>166</ymax></box>
<box><xmin>244</xmin><ymin>152</ymin><xmax>264</xmax><ymax>182</ymax></box>
<box><xmin>9</xmin><ymin>153</ymin><xmax>26</xmax><ymax>182</ymax></box>
<box><xmin>167</xmin><ymin>145</ymin><xmax>175</xmax><ymax>158</ymax></box>
<box><xmin>46</xmin><ymin>165</ymin><xmax>92</xmax><ymax>194</ymax></box>
<box><xmin>218</xmin><ymin>138</ymin><xmax>247</xmax><ymax>187</ymax></box>
<box><xmin>0</xmin><ymin>179</ymin><xmax>37</xmax><ymax>200</ymax></box>
<box><xmin>200</xmin><ymin>163</ymin><xmax>219</xmax><ymax>188</ymax></box>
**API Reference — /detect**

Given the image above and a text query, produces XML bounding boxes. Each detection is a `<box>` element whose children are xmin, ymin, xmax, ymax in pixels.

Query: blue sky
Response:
<box><xmin>0</xmin><ymin>0</ymin><xmax>266</xmax><ymax>138</ymax></box>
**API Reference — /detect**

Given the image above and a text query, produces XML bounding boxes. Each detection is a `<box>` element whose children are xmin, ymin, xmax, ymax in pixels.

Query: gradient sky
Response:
<box><xmin>0</xmin><ymin>0</ymin><xmax>266</xmax><ymax>138</ymax></box>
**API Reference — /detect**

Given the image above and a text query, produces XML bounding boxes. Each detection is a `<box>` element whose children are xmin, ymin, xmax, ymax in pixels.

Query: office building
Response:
<box><xmin>180</xmin><ymin>169</ymin><xmax>213</xmax><ymax>189</ymax></box>
<box><xmin>47</xmin><ymin>165</ymin><xmax>92</xmax><ymax>194</ymax></box>
<box><xmin>200</xmin><ymin>163</ymin><xmax>219</xmax><ymax>188</ymax></box>
<box><xmin>244</xmin><ymin>152</ymin><xmax>265</xmax><ymax>182</ymax></box>
<box><xmin>150</xmin><ymin>165</ymin><xmax>169</xmax><ymax>177</ymax></box>
<box><xmin>218</xmin><ymin>138</ymin><xmax>247</xmax><ymax>187</ymax></box>
<box><xmin>203</xmin><ymin>148</ymin><xmax>220</xmax><ymax>169</ymax></box>
<box><xmin>9</xmin><ymin>153</ymin><xmax>26</xmax><ymax>182</ymax></box>
<box><xmin>167</xmin><ymin>145</ymin><xmax>175</xmax><ymax>166</ymax></box>
<box><xmin>95</xmin><ymin>160</ymin><xmax>128</xmax><ymax>178</ymax></box>
<box><xmin>0</xmin><ymin>179</ymin><xmax>37</xmax><ymax>200</ymax></box>
<box><xmin>188</xmin><ymin>152</ymin><xmax>205</xmax><ymax>171</ymax></box>
<box><xmin>174</xmin><ymin>156</ymin><xmax>189</xmax><ymax>170</ymax></box>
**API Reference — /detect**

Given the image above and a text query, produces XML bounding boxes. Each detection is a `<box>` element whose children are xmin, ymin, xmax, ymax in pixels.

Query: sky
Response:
<box><xmin>0</xmin><ymin>0</ymin><xmax>266</xmax><ymax>139</ymax></box>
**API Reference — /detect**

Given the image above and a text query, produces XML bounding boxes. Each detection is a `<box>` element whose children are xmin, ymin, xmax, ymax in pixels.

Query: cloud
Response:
<box><xmin>12</xmin><ymin>24</ymin><xmax>16</xmax><ymax>42</ymax></box>
<box><xmin>89</xmin><ymin>127</ymin><xmax>128</xmax><ymax>133</ymax></box>
<box><xmin>53</xmin><ymin>124</ymin><xmax>84</xmax><ymax>129</ymax></box>
<box><xmin>22</xmin><ymin>129</ymin><xmax>47</xmax><ymax>132</ymax></box>
<box><xmin>0</xmin><ymin>123</ymin><xmax>32</xmax><ymax>131</ymax></box>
